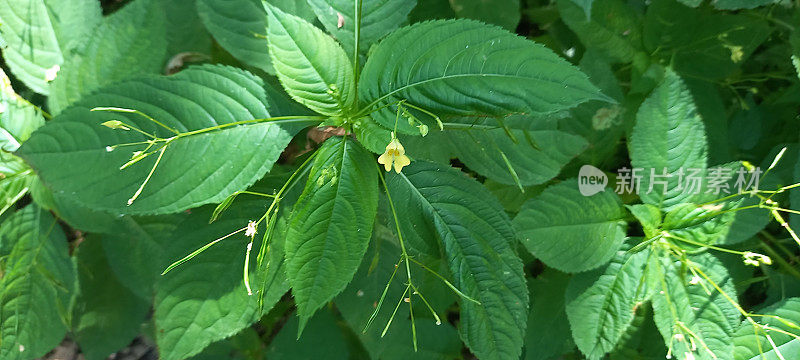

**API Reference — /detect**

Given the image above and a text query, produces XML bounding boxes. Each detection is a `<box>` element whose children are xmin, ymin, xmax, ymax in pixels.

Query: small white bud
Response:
<box><xmin>44</xmin><ymin>64</ymin><xmax>60</xmax><ymax>82</ymax></box>
<box><xmin>245</xmin><ymin>220</ymin><xmax>257</xmax><ymax>237</ymax></box>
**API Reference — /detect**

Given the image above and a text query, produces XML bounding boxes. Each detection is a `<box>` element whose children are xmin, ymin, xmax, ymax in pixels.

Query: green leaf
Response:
<box><xmin>643</xmin><ymin>0</ymin><xmax>771</xmax><ymax>80</ymax></box>
<box><xmin>525</xmin><ymin>270</ymin><xmax>573</xmax><ymax>360</ymax></box>
<box><xmin>610</xmin><ymin>305</ymin><xmax>669</xmax><ymax>359</ymax></box>
<box><xmin>485</xmin><ymin>179</ymin><xmax>542</xmax><ymax>214</ymax></box>
<box><xmin>0</xmin><ymin>71</ymin><xmax>45</xmax><ymax>149</ymax></box>
<box><xmin>513</xmin><ymin>179</ymin><xmax>627</xmax><ymax>273</ymax></box>
<box><xmin>793</xmin><ymin>56</ymin><xmax>800</xmax><ymax>80</ymax></box>
<box><xmin>685</xmin><ymin>79</ymin><xmax>730</xmax><ymax>165</ymax></box>
<box><xmin>558</xmin><ymin>52</ymin><xmax>627</xmax><ymax>168</ymax></box>
<box><xmin>72</xmin><ymin>237</ymin><xmax>150</xmax><ymax>360</ymax></box>
<box><xmin>396</xmin><ymin>116</ymin><xmax>587</xmax><ymax>186</ymax></box>
<box><xmin>629</xmin><ymin>69</ymin><xmax>708</xmax><ymax>210</ymax></box>
<box><xmin>650</xmin><ymin>253</ymin><xmax>738</xmax><ymax>360</ymax></box>
<box><xmin>626</xmin><ymin>204</ymin><xmax>662</xmax><ymax>238</ymax></box>
<box><xmin>662</xmin><ymin>202</ymin><xmax>738</xmax><ymax>246</ymax></box>
<box><xmin>353</xmin><ymin>116</ymin><xmax>393</xmax><ymax>154</ymax></box>
<box><xmin>439</xmin><ymin>126</ymin><xmax>588</xmax><ymax>186</ymax></box>
<box><xmin>386</xmin><ymin>161</ymin><xmax>528</xmax><ymax>360</ymax></box>
<box><xmin>285</xmin><ymin>136</ymin><xmax>378</xmax><ymax>331</ymax></box>
<box><xmin>569</xmin><ymin>0</ymin><xmax>595</xmax><ymax>18</ymax></box>
<box><xmin>307</xmin><ymin>0</ymin><xmax>416</xmax><ymax>56</ymax></box>
<box><xmin>0</xmin><ymin>163</ymin><xmax>32</xmax><ymax>217</ymax></box>
<box><xmin>565</xmin><ymin>249</ymin><xmax>650</xmax><ymax>360</ymax></box>
<box><xmin>733</xmin><ymin>297</ymin><xmax>800</xmax><ymax>360</ymax></box>
<box><xmin>266</xmin><ymin>308</ymin><xmax>355</xmax><ymax>358</ymax></box>
<box><xmin>0</xmin><ymin>70</ymin><xmax>43</xmax><ymax>216</ymax></box>
<box><xmin>266</xmin><ymin>4</ymin><xmax>355</xmax><ymax>116</ymax></box>
<box><xmin>0</xmin><ymin>0</ymin><xmax>101</xmax><ymax>94</ymax></box>
<box><xmin>155</xmin><ymin>202</ymin><xmax>289</xmax><ymax>360</ymax></box>
<box><xmin>102</xmin><ymin>215</ymin><xmax>182</xmax><ymax>299</ymax></box>
<box><xmin>162</xmin><ymin>0</ymin><xmax>213</xmax><ymax>57</ymax></box>
<box><xmin>0</xmin><ymin>206</ymin><xmax>76</xmax><ymax>360</ymax></box>
<box><xmin>359</xmin><ymin>19</ymin><xmax>608</xmax><ymax>134</ymax></box>
<box><xmin>48</xmin><ymin>0</ymin><xmax>168</xmax><ymax>114</ymax></box>
<box><xmin>335</xmin><ymin>240</ymin><xmax>463</xmax><ymax>360</ymax></box>
<box><xmin>557</xmin><ymin>0</ymin><xmax>642</xmax><ymax>63</ymax></box>
<box><xmin>39</xmin><ymin>185</ymin><xmax>126</xmax><ymax>234</ymax></box>
<box><xmin>197</xmin><ymin>0</ymin><xmax>272</xmax><ymax>73</ymax></box>
<box><xmin>197</xmin><ymin>0</ymin><xmax>315</xmax><ymax>74</ymax></box>
<box><xmin>449</xmin><ymin>0</ymin><xmax>521</xmax><ymax>31</ymax></box>
<box><xmin>19</xmin><ymin>65</ymin><xmax>293</xmax><ymax>215</ymax></box>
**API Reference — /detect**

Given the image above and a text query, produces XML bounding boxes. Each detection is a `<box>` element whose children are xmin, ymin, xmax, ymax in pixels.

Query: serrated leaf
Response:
<box><xmin>449</xmin><ymin>0</ymin><xmax>520</xmax><ymax>31</ymax></box>
<box><xmin>565</xmin><ymin>250</ymin><xmax>650</xmax><ymax>360</ymax></box>
<box><xmin>557</xmin><ymin>0</ymin><xmax>641</xmax><ymax>63</ymax></box>
<box><xmin>19</xmin><ymin>65</ymin><xmax>293</xmax><ymax>215</ymax></box>
<box><xmin>733</xmin><ymin>297</ymin><xmax>800</xmax><ymax>360</ymax></box>
<box><xmin>48</xmin><ymin>0</ymin><xmax>167</xmax><ymax>114</ymax></box>
<box><xmin>72</xmin><ymin>237</ymin><xmax>149</xmax><ymax>360</ymax></box>
<box><xmin>308</xmin><ymin>0</ymin><xmax>416</xmax><ymax>57</ymax></box>
<box><xmin>155</xmin><ymin>202</ymin><xmax>288</xmax><ymax>360</ymax></box>
<box><xmin>0</xmin><ymin>206</ymin><xmax>76</xmax><ymax>360</ymax></box>
<box><xmin>0</xmin><ymin>0</ymin><xmax>101</xmax><ymax>94</ymax></box>
<box><xmin>629</xmin><ymin>69</ymin><xmax>708</xmax><ymax>210</ymax></box>
<box><xmin>266</xmin><ymin>4</ymin><xmax>355</xmax><ymax>116</ymax></box>
<box><xmin>285</xmin><ymin>136</ymin><xmax>378</xmax><ymax>331</ymax></box>
<box><xmin>513</xmin><ymin>179</ymin><xmax>627</xmax><ymax>273</ymax></box>
<box><xmin>386</xmin><ymin>161</ymin><xmax>528</xmax><ymax>360</ymax></box>
<box><xmin>359</xmin><ymin>19</ymin><xmax>608</xmax><ymax>134</ymax></box>
<box><xmin>662</xmin><ymin>202</ymin><xmax>738</xmax><ymax>246</ymax></box>
<box><xmin>650</xmin><ymin>253</ymin><xmax>738</xmax><ymax>360</ymax></box>
<box><xmin>353</xmin><ymin>116</ymin><xmax>392</xmax><ymax>154</ymax></box>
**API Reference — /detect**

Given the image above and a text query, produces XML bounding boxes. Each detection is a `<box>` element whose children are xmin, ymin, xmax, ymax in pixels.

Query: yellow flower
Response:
<box><xmin>378</xmin><ymin>135</ymin><xmax>410</xmax><ymax>173</ymax></box>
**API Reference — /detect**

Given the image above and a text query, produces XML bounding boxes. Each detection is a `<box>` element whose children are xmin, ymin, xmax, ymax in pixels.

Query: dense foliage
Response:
<box><xmin>1</xmin><ymin>0</ymin><xmax>800</xmax><ymax>359</ymax></box>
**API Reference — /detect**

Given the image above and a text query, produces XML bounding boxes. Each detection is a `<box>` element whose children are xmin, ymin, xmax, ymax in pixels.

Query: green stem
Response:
<box><xmin>177</xmin><ymin>116</ymin><xmax>325</xmax><ymax>138</ymax></box>
<box><xmin>377</xmin><ymin>168</ymin><xmax>413</xmax><ymax>282</ymax></box>
<box><xmin>665</xmin><ymin>232</ymin><xmax>746</xmax><ymax>256</ymax></box>
<box><xmin>353</xmin><ymin>0</ymin><xmax>363</xmax><ymax>111</ymax></box>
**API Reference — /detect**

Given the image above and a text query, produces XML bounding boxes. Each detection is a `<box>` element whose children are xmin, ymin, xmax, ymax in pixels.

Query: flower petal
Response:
<box><xmin>393</xmin><ymin>154</ymin><xmax>410</xmax><ymax>173</ymax></box>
